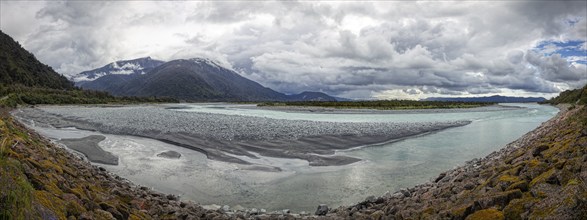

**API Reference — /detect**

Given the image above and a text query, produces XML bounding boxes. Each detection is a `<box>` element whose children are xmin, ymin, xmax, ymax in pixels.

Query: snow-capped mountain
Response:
<box><xmin>72</xmin><ymin>57</ymin><xmax>165</xmax><ymax>83</ymax></box>
<box><xmin>77</xmin><ymin>57</ymin><xmax>338</xmax><ymax>102</ymax></box>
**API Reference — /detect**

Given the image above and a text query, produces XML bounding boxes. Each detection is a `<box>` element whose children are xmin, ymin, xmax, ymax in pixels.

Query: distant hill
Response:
<box><xmin>334</xmin><ymin>96</ymin><xmax>353</xmax><ymax>101</ymax></box>
<box><xmin>77</xmin><ymin>58</ymin><xmax>338</xmax><ymax>102</ymax></box>
<box><xmin>288</xmin><ymin>91</ymin><xmax>337</xmax><ymax>101</ymax></box>
<box><xmin>0</xmin><ymin>30</ymin><xmax>73</xmax><ymax>90</ymax></box>
<box><xmin>546</xmin><ymin>84</ymin><xmax>587</xmax><ymax>105</ymax></box>
<box><xmin>423</xmin><ymin>95</ymin><xmax>546</xmax><ymax>103</ymax></box>
<box><xmin>74</xmin><ymin>57</ymin><xmax>164</xmax><ymax>84</ymax></box>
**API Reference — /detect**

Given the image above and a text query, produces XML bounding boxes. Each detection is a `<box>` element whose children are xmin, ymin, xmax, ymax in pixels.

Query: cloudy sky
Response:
<box><xmin>1</xmin><ymin>1</ymin><xmax>586</xmax><ymax>99</ymax></box>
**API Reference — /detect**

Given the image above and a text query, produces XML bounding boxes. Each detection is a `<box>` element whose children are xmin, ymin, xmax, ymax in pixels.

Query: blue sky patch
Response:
<box><xmin>535</xmin><ymin>40</ymin><xmax>587</xmax><ymax>64</ymax></box>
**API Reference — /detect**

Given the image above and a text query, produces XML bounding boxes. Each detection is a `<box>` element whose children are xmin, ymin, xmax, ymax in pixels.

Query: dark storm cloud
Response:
<box><xmin>1</xmin><ymin>1</ymin><xmax>585</xmax><ymax>99</ymax></box>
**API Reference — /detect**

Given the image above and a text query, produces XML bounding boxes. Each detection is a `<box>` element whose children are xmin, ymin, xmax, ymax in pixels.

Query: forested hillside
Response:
<box><xmin>546</xmin><ymin>84</ymin><xmax>587</xmax><ymax>105</ymax></box>
<box><xmin>0</xmin><ymin>31</ymin><xmax>175</xmax><ymax>107</ymax></box>
<box><xmin>0</xmin><ymin>31</ymin><xmax>73</xmax><ymax>90</ymax></box>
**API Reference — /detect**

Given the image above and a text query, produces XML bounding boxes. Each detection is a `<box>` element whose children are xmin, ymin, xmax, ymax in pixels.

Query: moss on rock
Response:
<box><xmin>465</xmin><ymin>208</ymin><xmax>504</xmax><ymax>220</ymax></box>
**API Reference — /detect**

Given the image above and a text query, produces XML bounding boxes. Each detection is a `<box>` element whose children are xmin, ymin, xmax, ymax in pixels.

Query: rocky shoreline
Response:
<box><xmin>3</xmin><ymin>111</ymin><xmax>326</xmax><ymax>219</ymax></box>
<box><xmin>2</xmin><ymin>104</ymin><xmax>584</xmax><ymax>219</ymax></box>
<box><xmin>317</xmin><ymin>105</ymin><xmax>587</xmax><ymax>219</ymax></box>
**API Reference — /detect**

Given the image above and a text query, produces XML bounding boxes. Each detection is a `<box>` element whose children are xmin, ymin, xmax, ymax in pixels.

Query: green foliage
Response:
<box><xmin>0</xmin><ymin>158</ymin><xmax>34</xmax><ymax>220</ymax></box>
<box><xmin>546</xmin><ymin>84</ymin><xmax>587</xmax><ymax>105</ymax></box>
<box><xmin>0</xmin><ymin>30</ymin><xmax>177</xmax><ymax>107</ymax></box>
<box><xmin>0</xmin><ymin>84</ymin><xmax>177</xmax><ymax>107</ymax></box>
<box><xmin>0</xmin><ymin>31</ymin><xmax>74</xmax><ymax>90</ymax></box>
<box><xmin>258</xmin><ymin>100</ymin><xmax>495</xmax><ymax>110</ymax></box>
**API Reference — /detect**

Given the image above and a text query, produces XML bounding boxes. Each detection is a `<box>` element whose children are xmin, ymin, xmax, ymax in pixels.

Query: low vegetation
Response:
<box><xmin>544</xmin><ymin>84</ymin><xmax>587</xmax><ymax>105</ymax></box>
<box><xmin>258</xmin><ymin>100</ymin><xmax>495</xmax><ymax>110</ymax></box>
<box><xmin>0</xmin><ymin>84</ymin><xmax>177</xmax><ymax>108</ymax></box>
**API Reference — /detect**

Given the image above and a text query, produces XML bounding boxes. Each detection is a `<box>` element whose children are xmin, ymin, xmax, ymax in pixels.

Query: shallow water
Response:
<box><xmin>23</xmin><ymin>103</ymin><xmax>557</xmax><ymax>212</ymax></box>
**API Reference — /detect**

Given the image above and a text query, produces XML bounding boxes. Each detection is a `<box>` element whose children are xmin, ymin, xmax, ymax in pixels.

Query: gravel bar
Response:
<box><xmin>15</xmin><ymin>105</ymin><xmax>471</xmax><ymax>166</ymax></box>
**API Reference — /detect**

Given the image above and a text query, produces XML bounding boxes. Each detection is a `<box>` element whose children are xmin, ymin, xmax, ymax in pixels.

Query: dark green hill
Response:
<box><xmin>547</xmin><ymin>84</ymin><xmax>587</xmax><ymax>105</ymax></box>
<box><xmin>0</xmin><ymin>31</ymin><xmax>175</xmax><ymax>107</ymax></box>
<box><xmin>0</xmin><ymin>30</ymin><xmax>73</xmax><ymax>90</ymax></box>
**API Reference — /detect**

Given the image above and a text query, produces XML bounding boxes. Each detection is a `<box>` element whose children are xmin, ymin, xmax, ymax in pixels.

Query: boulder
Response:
<box><xmin>371</xmin><ymin>210</ymin><xmax>385</xmax><ymax>220</ymax></box>
<box><xmin>315</xmin><ymin>204</ymin><xmax>329</xmax><ymax>216</ymax></box>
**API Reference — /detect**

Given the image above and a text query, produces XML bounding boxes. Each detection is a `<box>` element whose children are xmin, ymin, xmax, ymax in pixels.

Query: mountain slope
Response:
<box><xmin>0</xmin><ymin>30</ymin><xmax>73</xmax><ymax>90</ymax></box>
<box><xmin>77</xmin><ymin>74</ymin><xmax>136</xmax><ymax>94</ymax></box>
<box><xmin>73</xmin><ymin>57</ymin><xmax>164</xmax><ymax>83</ymax></box>
<box><xmin>423</xmin><ymin>95</ymin><xmax>546</xmax><ymax>103</ymax></box>
<box><xmin>117</xmin><ymin>58</ymin><xmax>288</xmax><ymax>101</ymax></box>
<box><xmin>79</xmin><ymin>58</ymin><xmax>338</xmax><ymax>102</ymax></box>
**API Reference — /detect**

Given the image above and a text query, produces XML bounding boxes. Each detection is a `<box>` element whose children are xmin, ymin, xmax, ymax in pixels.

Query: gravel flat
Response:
<box><xmin>15</xmin><ymin>105</ymin><xmax>471</xmax><ymax>166</ymax></box>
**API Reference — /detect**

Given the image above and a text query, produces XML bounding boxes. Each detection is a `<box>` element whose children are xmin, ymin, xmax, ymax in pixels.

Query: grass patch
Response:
<box><xmin>466</xmin><ymin>208</ymin><xmax>504</xmax><ymax>220</ymax></box>
<box><xmin>0</xmin><ymin>158</ymin><xmax>34</xmax><ymax>220</ymax></box>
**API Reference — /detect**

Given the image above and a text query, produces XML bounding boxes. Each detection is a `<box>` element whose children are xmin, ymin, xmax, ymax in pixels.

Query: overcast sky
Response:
<box><xmin>1</xmin><ymin>1</ymin><xmax>586</xmax><ymax>99</ymax></box>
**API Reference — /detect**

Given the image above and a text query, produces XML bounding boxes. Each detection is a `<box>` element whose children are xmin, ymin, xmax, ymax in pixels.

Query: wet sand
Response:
<box><xmin>59</xmin><ymin>135</ymin><xmax>119</xmax><ymax>165</ymax></box>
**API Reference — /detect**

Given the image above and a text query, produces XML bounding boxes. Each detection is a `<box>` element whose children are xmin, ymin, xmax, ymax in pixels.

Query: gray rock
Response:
<box><xmin>400</xmin><ymin>188</ymin><xmax>411</xmax><ymax>197</ymax></box>
<box><xmin>166</xmin><ymin>194</ymin><xmax>179</xmax><ymax>201</ymax></box>
<box><xmin>221</xmin><ymin>205</ymin><xmax>230</xmax><ymax>213</ymax></box>
<box><xmin>157</xmin><ymin>150</ymin><xmax>181</xmax><ymax>159</ymax></box>
<box><xmin>233</xmin><ymin>205</ymin><xmax>245</xmax><ymax>211</ymax></box>
<box><xmin>315</xmin><ymin>204</ymin><xmax>329</xmax><ymax>216</ymax></box>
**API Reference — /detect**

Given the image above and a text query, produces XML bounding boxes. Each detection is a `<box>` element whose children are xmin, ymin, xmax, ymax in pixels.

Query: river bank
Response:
<box><xmin>321</xmin><ymin>105</ymin><xmax>587</xmax><ymax>219</ymax></box>
<box><xmin>2</xmin><ymin>104</ymin><xmax>582</xmax><ymax>219</ymax></box>
<box><xmin>11</xmin><ymin>103</ymin><xmax>559</xmax><ymax>213</ymax></box>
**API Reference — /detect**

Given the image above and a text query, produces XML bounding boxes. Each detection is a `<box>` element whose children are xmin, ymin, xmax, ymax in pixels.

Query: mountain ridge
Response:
<box><xmin>78</xmin><ymin>58</ymin><xmax>337</xmax><ymax>102</ymax></box>
<box><xmin>73</xmin><ymin>57</ymin><xmax>165</xmax><ymax>84</ymax></box>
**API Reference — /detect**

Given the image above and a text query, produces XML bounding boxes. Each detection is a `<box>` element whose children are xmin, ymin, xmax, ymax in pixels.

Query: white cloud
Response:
<box><xmin>1</xmin><ymin>1</ymin><xmax>585</xmax><ymax>99</ymax></box>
